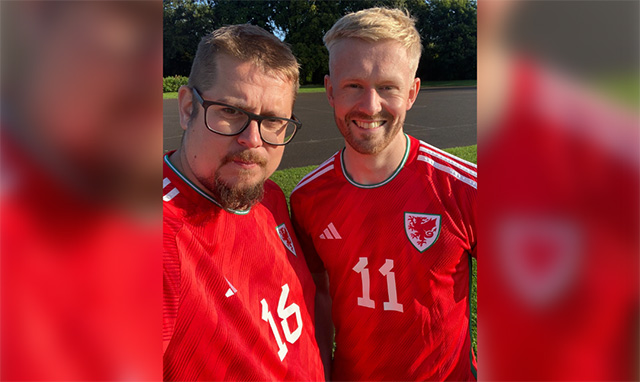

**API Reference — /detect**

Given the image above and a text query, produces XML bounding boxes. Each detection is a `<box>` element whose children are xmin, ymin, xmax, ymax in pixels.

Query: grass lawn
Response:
<box><xmin>269</xmin><ymin>165</ymin><xmax>319</xmax><ymax>199</ymax></box>
<box><xmin>270</xmin><ymin>144</ymin><xmax>478</xmax><ymax>355</ymax></box>
<box><xmin>299</xmin><ymin>86</ymin><xmax>326</xmax><ymax>93</ymax></box>
<box><xmin>592</xmin><ymin>71</ymin><xmax>639</xmax><ymax>110</ymax></box>
<box><xmin>163</xmin><ymin>80</ymin><xmax>477</xmax><ymax>99</ymax></box>
<box><xmin>440</xmin><ymin>144</ymin><xmax>477</xmax><ymax>164</ymax></box>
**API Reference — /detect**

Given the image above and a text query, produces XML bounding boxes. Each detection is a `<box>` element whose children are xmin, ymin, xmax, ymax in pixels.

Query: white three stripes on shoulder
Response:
<box><xmin>294</xmin><ymin>164</ymin><xmax>333</xmax><ymax>193</ymax></box>
<box><xmin>418</xmin><ymin>145</ymin><xmax>477</xmax><ymax>178</ymax></box>
<box><xmin>163</xmin><ymin>177</ymin><xmax>180</xmax><ymax>202</ymax></box>
<box><xmin>297</xmin><ymin>154</ymin><xmax>336</xmax><ymax>184</ymax></box>
<box><xmin>419</xmin><ymin>140</ymin><xmax>477</xmax><ymax>169</ymax></box>
<box><xmin>291</xmin><ymin>152</ymin><xmax>339</xmax><ymax>194</ymax></box>
<box><xmin>417</xmin><ymin>155</ymin><xmax>477</xmax><ymax>189</ymax></box>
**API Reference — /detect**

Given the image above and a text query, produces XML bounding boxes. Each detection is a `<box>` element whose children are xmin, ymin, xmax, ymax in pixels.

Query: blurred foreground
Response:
<box><xmin>0</xmin><ymin>0</ymin><xmax>637</xmax><ymax>380</ymax></box>
<box><xmin>1</xmin><ymin>2</ymin><xmax>162</xmax><ymax>380</ymax></box>
<box><xmin>479</xmin><ymin>1</ymin><xmax>639</xmax><ymax>380</ymax></box>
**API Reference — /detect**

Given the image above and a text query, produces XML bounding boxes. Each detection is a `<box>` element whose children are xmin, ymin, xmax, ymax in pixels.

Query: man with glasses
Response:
<box><xmin>163</xmin><ymin>24</ymin><xmax>324</xmax><ymax>381</ymax></box>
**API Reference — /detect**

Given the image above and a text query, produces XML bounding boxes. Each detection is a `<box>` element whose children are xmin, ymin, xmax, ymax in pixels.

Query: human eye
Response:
<box><xmin>379</xmin><ymin>85</ymin><xmax>397</xmax><ymax>91</ymax></box>
<box><xmin>220</xmin><ymin>107</ymin><xmax>241</xmax><ymax>116</ymax></box>
<box><xmin>212</xmin><ymin>105</ymin><xmax>244</xmax><ymax>121</ymax></box>
<box><xmin>262</xmin><ymin>117</ymin><xmax>286</xmax><ymax>130</ymax></box>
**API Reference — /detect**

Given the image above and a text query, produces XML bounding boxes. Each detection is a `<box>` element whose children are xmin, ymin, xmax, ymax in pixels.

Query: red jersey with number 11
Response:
<box><xmin>163</xmin><ymin>154</ymin><xmax>324</xmax><ymax>381</ymax></box>
<box><xmin>291</xmin><ymin>134</ymin><xmax>477</xmax><ymax>381</ymax></box>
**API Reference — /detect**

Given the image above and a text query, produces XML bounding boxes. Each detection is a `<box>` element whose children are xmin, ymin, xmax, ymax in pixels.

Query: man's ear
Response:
<box><xmin>406</xmin><ymin>77</ymin><xmax>421</xmax><ymax>111</ymax></box>
<box><xmin>177</xmin><ymin>85</ymin><xmax>194</xmax><ymax>131</ymax></box>
<box><xmin>324</xmin><ymin>74</ymin><xmax>335</xmax><ymax>108</ymax></box>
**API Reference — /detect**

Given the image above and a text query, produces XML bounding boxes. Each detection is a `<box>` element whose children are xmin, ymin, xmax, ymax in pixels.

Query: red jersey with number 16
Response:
<box><xmin>291</xmin><ymin>134</ymin><xmax>477</xmax><ymax>381</ymax></box>
<box><xmin>163</xmin><ymin>154</ymin><xmax>324</xmax><ymax>381</ymax></box>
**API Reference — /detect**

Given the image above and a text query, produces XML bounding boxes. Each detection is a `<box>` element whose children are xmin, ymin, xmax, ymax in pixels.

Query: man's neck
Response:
<box><xmin>477</xmin><ymin>38</ymin><xmax>513</xmax><ymax>138</ymax></box>
<box><xmin>167</xmin><ymin>149</ymin><xmax>215</xmax><ymax>200</ymax></box>
<box><xmin>167</xmin><ymin>149</ymin><xmax>253</xmax><ymax>212</ymax></box>
<box><xmin>342</xmin><ymin>132</ymin><xmax>407</xmax><ymax>185</ymax></box>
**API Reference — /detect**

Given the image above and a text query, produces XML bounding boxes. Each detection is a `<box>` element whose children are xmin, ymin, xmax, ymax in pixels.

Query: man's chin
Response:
<box><xmin>222</xmin><ymin>173</ymin><xmax>264</xmax><ymax>191</ymax></box>
<box><xmin>344</xmin><ymin>124</ymin><xmax>403</xmax><ymax>155</ymax></box>
<box><xmin>213</xmin><ymin>174</ymin><xmax>266</xmax><ymax>211</ymax></box>
<box><xmin>347</xmin><ymin>135</ymin><xmax>386</xmax><ymax>155</ymax></box>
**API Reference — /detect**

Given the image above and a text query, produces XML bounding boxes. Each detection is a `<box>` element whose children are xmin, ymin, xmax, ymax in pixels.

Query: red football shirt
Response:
<box><xmin>1</xmin><ymin>132</ymin><xmax>160</xmax><ymax>381</ymax></box>
<box><xmin>290</xmin><ymin>134</ymin><xmax>477</xmax><ymax>381</ymax></box>
<box><xmin>163</xmin><ymin>154</ymin><xmax>325</xmax><ymax>381</ymax></box>
<box><xmin>481</xmin><ymin>59</ymin><xmax>639</xmax><ymax>381</ymax></box>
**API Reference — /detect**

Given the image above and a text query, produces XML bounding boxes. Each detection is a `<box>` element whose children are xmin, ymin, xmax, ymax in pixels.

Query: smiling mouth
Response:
<box><xmin>352</xmin><ymin>120</ymin><xmax>386</xmax><ymax>129</ymax></box>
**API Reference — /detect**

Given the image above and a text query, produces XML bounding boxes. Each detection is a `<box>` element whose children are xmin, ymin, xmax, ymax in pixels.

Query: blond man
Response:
<box><xmin>163</xmin><ymin>24</ymin><xmax>324</xmax><ymax>381</ymax></box>
<box><xmin>291</xmin><ymin>8</ymin><xmax>477</xmax><ymax>380</ymax></box>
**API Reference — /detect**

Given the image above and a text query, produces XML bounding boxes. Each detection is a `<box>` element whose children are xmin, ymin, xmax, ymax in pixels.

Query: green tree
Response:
<box><xmin>274</xmin><ymin>1</ymin><xmax>342</xmax><ymax>84</ymax></box>
<box><xmin>163</xmin><ymin>0</ymin><xmax>214</xmax><ymax>76</ymax></box>
<box><xmin>163</xmin><ymin>0</ymin><xmax>277</xmax><ymax>77</ymax></box>
<box><xmin>207</xmin><ymin>0</ymin><xmax>276</xmax><ymax>33</ymax></box>
<box><xmin>420</xmin><ymin>0</ymin><xmax>477</xmax><ymax>80</ymax></box>
<box><xmin>276</xmin><ymin>0</ymin><xmax>427</xmax><ymax>85</ymax></box>
<box><xmin>163</xmin><ymin>0</ymin><xmax>476</xmax><ymax>82</ymax></box>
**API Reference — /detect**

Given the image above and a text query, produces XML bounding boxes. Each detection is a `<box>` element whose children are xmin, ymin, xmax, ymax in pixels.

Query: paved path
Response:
<box><xmin>164</xmin><ymin>87</ymin><xmax>476</xmax><ymax>169</ymax></box>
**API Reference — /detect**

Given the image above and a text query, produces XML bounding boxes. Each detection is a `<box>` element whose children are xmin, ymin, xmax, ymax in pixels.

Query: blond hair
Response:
<box><xmin>188</xmin><ymin>24</ymin><xmax>300</xmax><ymax>97</ymax></box>
<box><xmin>323</xmin><ymin>7</ymin><xmax>422</xmax><ymax>74</ymax></box>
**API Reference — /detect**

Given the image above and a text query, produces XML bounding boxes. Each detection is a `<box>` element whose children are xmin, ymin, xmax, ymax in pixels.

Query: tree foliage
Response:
<box><xmin>420</xmin><ymin>0</ymin><xmax>476</xmax><ymax>81</ymax></box>
<box><xmin>163</xmin><ymin>0</ymin><xmax>214</xmax><ymax>77</ymax></box>
<box><xmin>163</xmin><ymin>0</ymin><xmax>477</xmax><ymax>82</ymax></box>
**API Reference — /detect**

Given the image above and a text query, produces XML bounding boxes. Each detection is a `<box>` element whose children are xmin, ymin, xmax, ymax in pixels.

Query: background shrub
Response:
<box><xmin>163</xmin><ymin>75</ymin><xmax>189</xmax><ymax>93</ymax></box>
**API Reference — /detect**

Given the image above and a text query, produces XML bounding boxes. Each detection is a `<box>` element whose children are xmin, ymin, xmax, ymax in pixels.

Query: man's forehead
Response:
<box><xmin>203</xmin><ymin>83</ymin><xmax>295</xmax><ymax>116</ymax></box>
<box><xmin>214</xmin><ymin>56</ymin><xmax>291</xmax><ymax>86</ymax></box>
<box><xmin>331</xmin><ymin>39</ymin><xmax>408</xmax><ymax>62</ymax></box>
<box><xmin>329</xmin><ymin>39</ymin><xmax>411</xmax><ymax>77</ymax></box>
<box><xmin>331</xmin><ymin>37</ymin><xmax>407</xmax><ymax>53</ymax></box>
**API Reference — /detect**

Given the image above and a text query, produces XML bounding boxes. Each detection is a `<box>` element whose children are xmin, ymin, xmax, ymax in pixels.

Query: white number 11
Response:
<box><xmin>352</xmin><ymin>258</ymin><xmax>403</xmax><ymax>312</ymax></box>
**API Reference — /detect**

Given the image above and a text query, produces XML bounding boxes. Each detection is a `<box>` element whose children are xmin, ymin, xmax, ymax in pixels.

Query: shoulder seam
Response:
<box><xmin>296</xmin><ymin>152</ymin><xmax>338</xmax><ymax>185</ymax></box>
<box><xmin>417</xmin><ymin>155</ymin><xmax>477</xmax><ymax>189</ymax></box>
<box><xmin>418</xmin><ymin>145</ymin><xmax>477</xmax><ymax>178</ymax></box>
<box><xmin>163</xmin><ymin>176</ymin><xmax>181</xmax><ymax>202</ymax></box>
<box><xmin>291</xmin><ymin>152</ymin><xmax>339</xmax><ymax>195</ymax></box>
<box><xmin>419</xmin><ymin>140</ymin><xmax>477</xmax><ymax>169</ymax></box>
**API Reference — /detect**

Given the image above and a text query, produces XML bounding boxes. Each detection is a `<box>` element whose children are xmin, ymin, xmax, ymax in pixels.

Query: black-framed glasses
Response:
<box><xmin>192</xmin><ymin>87</ymin><xmax>301</xmax><ymax>146</ymax></box>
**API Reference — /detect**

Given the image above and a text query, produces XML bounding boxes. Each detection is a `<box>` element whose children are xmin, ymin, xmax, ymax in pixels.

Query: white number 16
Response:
<box><xmin>261</xmin><ymin>284</ymin><xmax>303</xmax><ymax>361</ymax></box>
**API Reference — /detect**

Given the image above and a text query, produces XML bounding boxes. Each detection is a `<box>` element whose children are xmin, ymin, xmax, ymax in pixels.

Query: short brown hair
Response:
<box><xmin>324</xmin><ymin>7</ymin><xmax>422</xmax><ymax>75</ymax></box>
<box><xmin>188</xmin><ymin>24</ymin><xmax>300</xmax><ymax>97</ymax></box>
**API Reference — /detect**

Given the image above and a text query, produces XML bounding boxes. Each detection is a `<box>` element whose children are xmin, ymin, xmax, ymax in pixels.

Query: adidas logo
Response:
<box><xmin>319</xmin><ymin>222</ymin><xmax>342</xmax><ymax>240</ymax></box>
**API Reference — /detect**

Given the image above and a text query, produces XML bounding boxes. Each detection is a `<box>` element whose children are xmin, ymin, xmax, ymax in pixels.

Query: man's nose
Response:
<box><xmin>237</xmin><ymin>119</ymin><xmax>263</xmax><ymax>149</ymax></box>
<box><xmin>356</xmin><ymin>88</ymin><xmax>383</xmax><ymax>116</ymax></box>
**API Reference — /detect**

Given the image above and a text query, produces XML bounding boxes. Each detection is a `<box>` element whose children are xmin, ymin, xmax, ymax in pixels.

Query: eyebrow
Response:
<box><xmin>215</xmin><ymin>97</ymin><xmax>284</xmax><ymax>118</ymax></box>
<box><xmin>340</xmin><ymin>78</ymin><xmax>403</xmax><ymax>87</ymax></box>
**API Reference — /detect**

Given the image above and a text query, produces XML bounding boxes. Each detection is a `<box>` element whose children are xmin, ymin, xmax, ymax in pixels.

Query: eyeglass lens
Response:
<box><xmin>206</xmin><ymin>104</ymin><xmax>297</xmax><ymax>145</ymax></box>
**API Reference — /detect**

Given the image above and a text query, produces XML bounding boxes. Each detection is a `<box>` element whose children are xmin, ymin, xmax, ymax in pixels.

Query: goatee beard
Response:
<box><xmin>211</xmin><ymin>149</ymin><xmax>268</xmax><ymax>211</ymax></box>
<box><xmin>214</xmin><ymin>173</ymin><xmax>265</xmax><ymax>211</ymax></box>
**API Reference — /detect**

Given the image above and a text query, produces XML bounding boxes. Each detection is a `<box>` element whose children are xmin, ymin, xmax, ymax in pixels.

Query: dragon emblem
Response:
<box><xmin>405</xmin><ymin>213</ymin><xmax>441</xmax><ymax>252</ymax></box>
<box><xmin>276</xmin><ymin>224</ymin><xmax>297</xmax><ymax>257</ymax></box>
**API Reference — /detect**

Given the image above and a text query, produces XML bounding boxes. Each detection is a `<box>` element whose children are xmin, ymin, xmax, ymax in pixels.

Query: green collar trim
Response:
<box><xmin>163</xmin><ymin>154</ymin><xmax>250</xmax><ymax>215</ymax></box>
<box><xmin>340</xmin><ymin>134</ymin><xmax>410</xmax><ymax>189</ymax></box>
